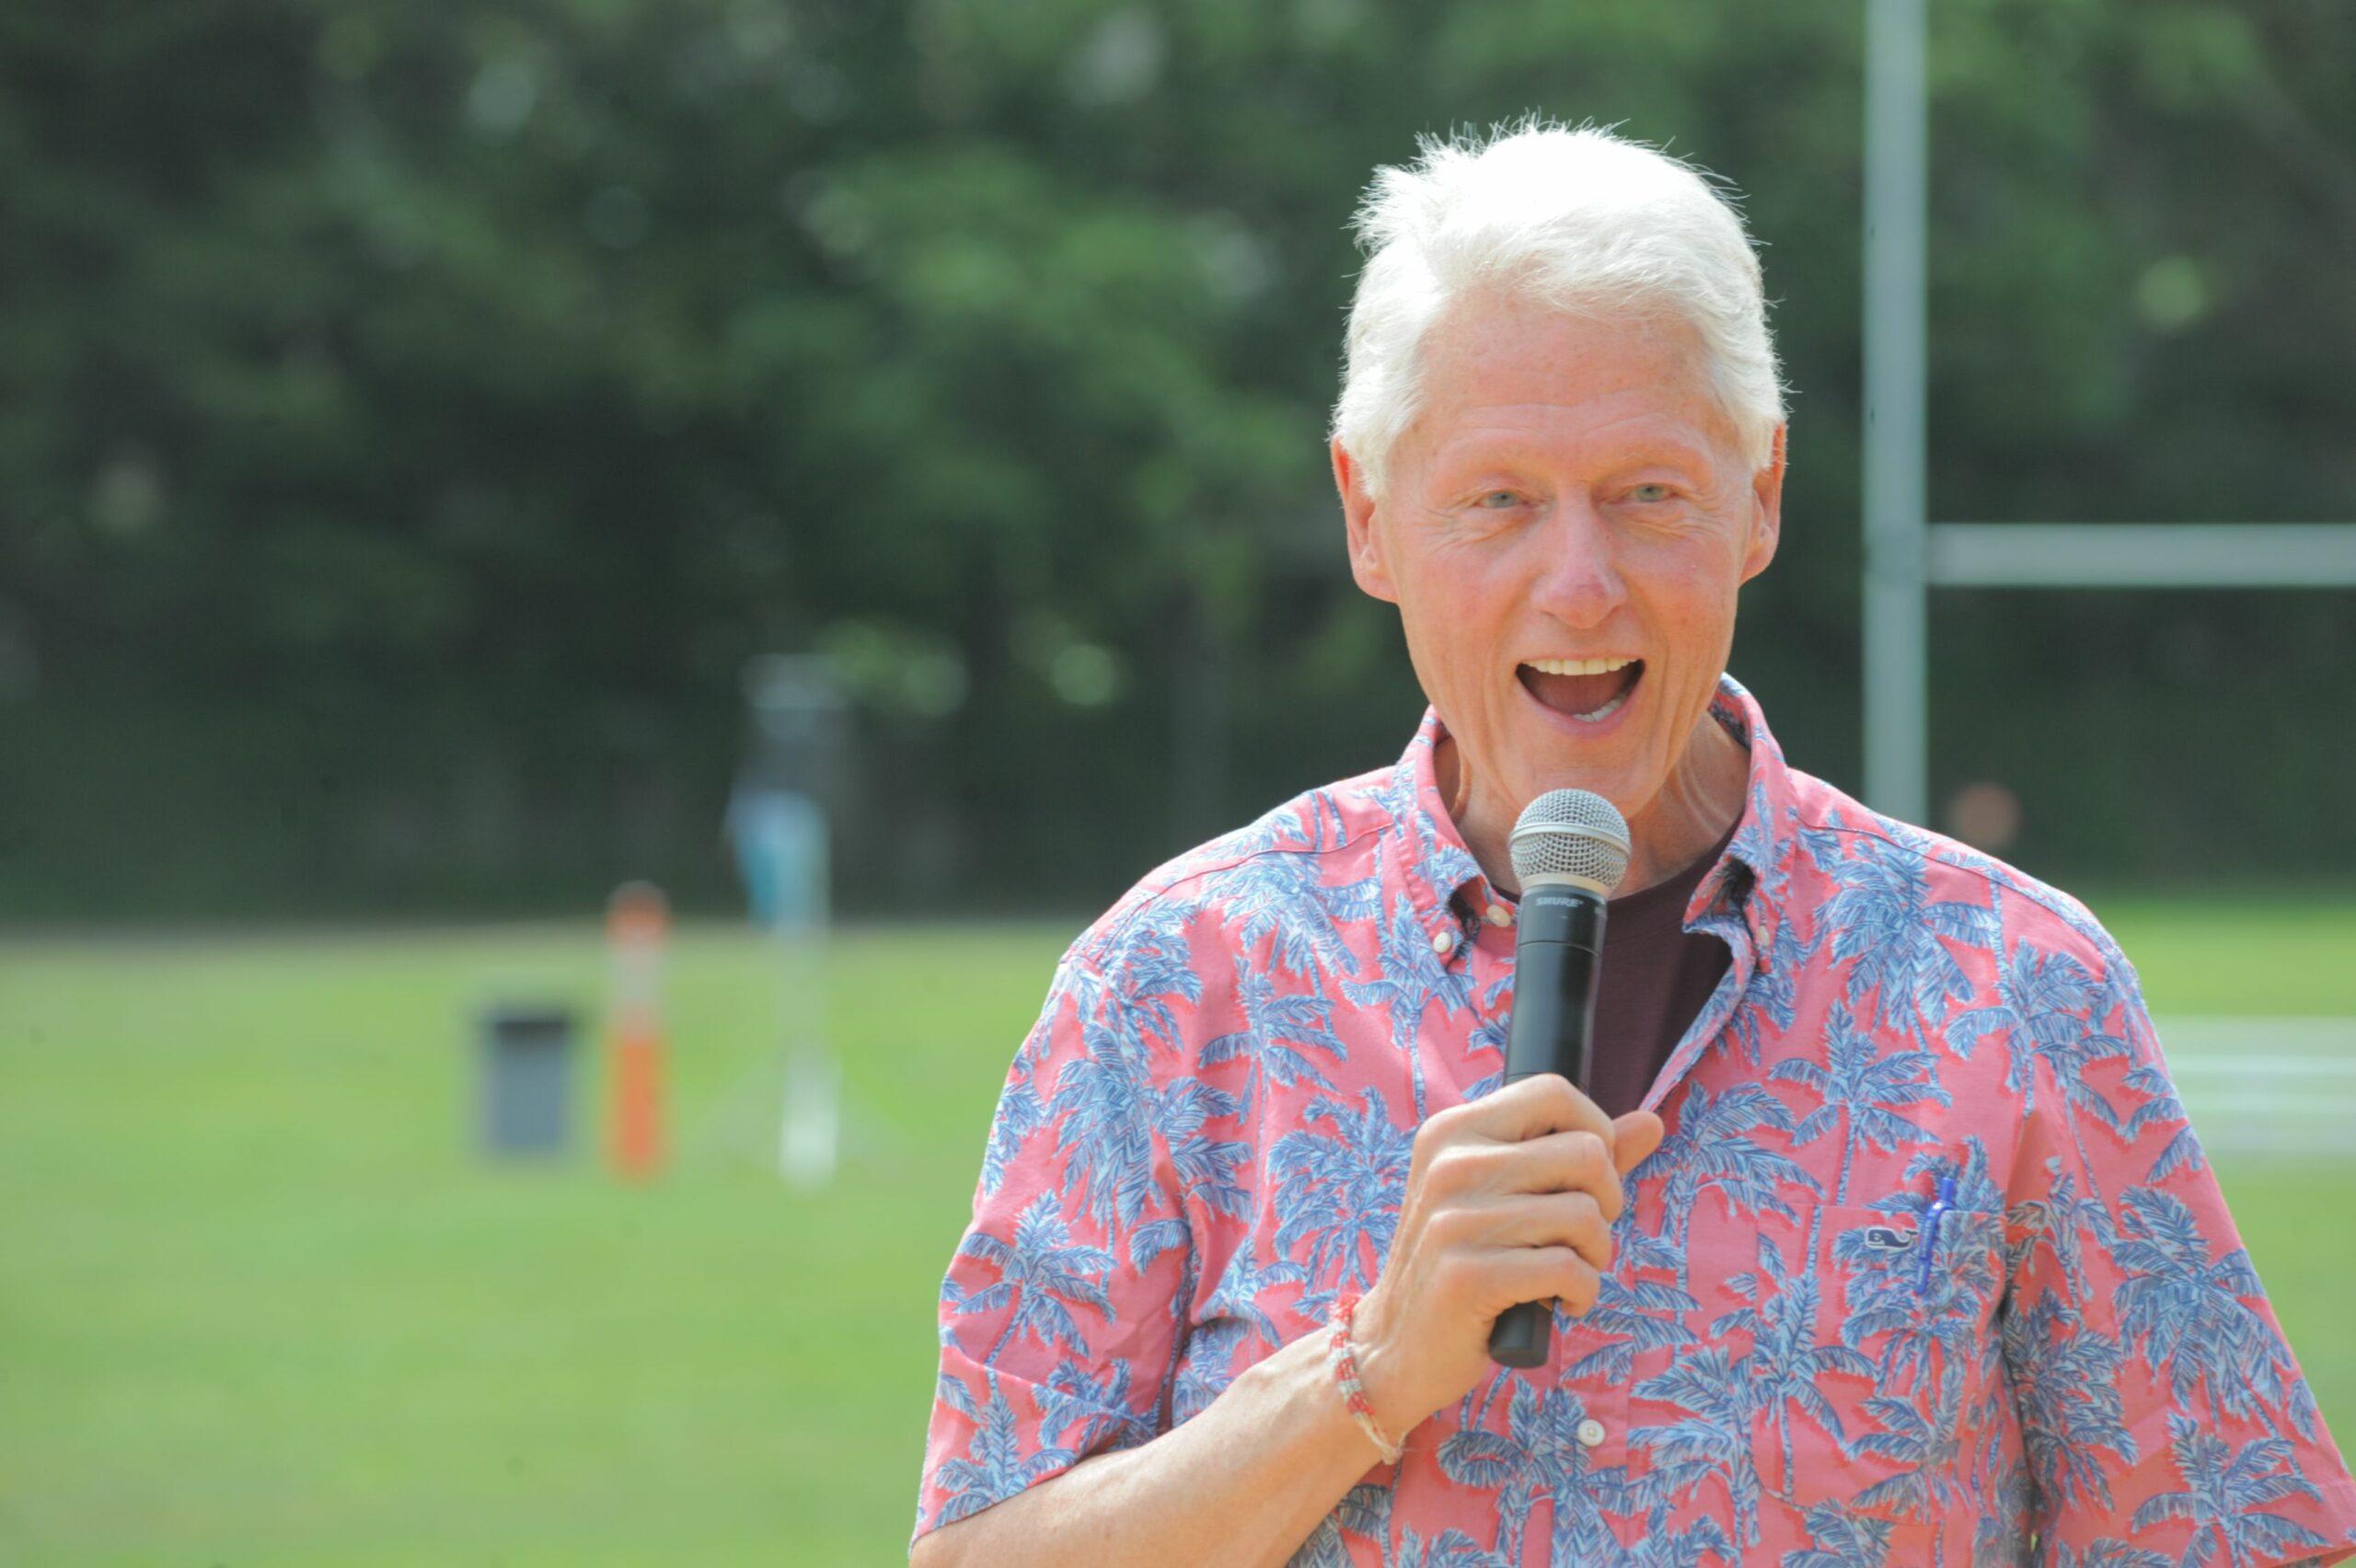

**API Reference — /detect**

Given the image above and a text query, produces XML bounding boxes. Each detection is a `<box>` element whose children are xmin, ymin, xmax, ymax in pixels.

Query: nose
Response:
<box><xmin>1528</xmin><ymin>502</ymin><xmax>1627</xmax><ymax>630</ymax></box>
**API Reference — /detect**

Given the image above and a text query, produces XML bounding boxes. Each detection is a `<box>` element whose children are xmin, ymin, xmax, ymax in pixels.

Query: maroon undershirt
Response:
<box><xmin>1576</xmin><ymin>817</ymin><xmax>1739</xmax><ymax>1118</ymax></box>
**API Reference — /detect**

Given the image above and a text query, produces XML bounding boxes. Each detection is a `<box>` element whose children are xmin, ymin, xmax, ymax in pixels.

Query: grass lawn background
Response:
<box><xmin>4</xmin><ymin>898</ymin><xmax>2350</xmax><ymax>1563</ymax></box>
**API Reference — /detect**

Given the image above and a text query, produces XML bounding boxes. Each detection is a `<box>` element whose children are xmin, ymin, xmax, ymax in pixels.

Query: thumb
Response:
<box><xmin>1607</xmin><ymin>1109</ymin><xmax>1665</xmax><ymax>1175</ymax></box>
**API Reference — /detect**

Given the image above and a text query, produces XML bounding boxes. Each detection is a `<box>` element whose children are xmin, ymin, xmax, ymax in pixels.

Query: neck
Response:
<box><xmin>1441</xmin><ymin>710</ymin><xmax>1750</xmax><ymax>901</ymax></box>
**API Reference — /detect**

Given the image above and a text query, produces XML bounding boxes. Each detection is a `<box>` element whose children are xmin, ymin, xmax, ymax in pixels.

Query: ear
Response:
<box><xmin>1333</xmin><ymin>436</ymin><xmax>1399</xmax><ymax>604</ymax></box>
<box><xmin>1739</xmin><ymin>422</ymin><xmax>1786</xmax><ymax>583</ymax></box>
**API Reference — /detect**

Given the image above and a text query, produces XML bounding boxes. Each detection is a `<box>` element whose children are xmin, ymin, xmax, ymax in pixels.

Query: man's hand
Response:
<box><xmin>1349</xmin><ymin>1076</ymin><xmax>1664</xmax><ymax>1440</ymax></box>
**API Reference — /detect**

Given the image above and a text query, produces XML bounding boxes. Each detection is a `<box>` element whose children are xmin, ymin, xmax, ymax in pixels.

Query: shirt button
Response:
<box><xmin>1484</xmin><ymin>904</ymin><xmax>1513</xmax><ymax>928</ymax></box>
<box><xmin>1430</xmin><ymin>928</ymin><xmax>1456</xmax><ymax>956</ymax></box>
<box><xmin>1576</xmin><ymin>1418</ymin><xmax>1606</xmax><ymax>1449</ymax></box>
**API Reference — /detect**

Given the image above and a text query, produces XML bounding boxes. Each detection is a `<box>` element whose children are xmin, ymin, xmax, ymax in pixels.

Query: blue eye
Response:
<box><xmin>1628</xmin><ymin>483</ymin><xmax>1673</xmax><ymax>503</ymax></box>
<box><xmin>1479</xmin><ymin>490</ymin><xmax>1519</xmax><ymax>509</ymax></box>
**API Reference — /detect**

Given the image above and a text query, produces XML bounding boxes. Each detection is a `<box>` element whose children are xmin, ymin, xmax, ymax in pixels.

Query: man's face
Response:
<box><xmin>1334</xmin><ymin>292</ymin><xmax>1784</xmax><ymax>827</ymax></box>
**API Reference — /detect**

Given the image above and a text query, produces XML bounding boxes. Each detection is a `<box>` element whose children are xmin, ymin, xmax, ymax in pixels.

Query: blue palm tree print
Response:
<box><xmin>1787</xmin><ymin>802</ymin><xmax>1858</xmax><ymax>886</ymax></box>
<box><xmin>1831</xmin><ymin>1166</ymin><xmax>2004</xmax><ymax>1395</ymax></box>
<box><xmin>1819</xmin><ymin>830</ymin><xmax>2001</xmax><ymax>1055</ymax></box>
<box><xmin>957</xmin><ymin>1191</ymin><xmax>1116</xmax><ymax>1367</ymax></box>
<box><xmin>1392</xmin><ymin>1527</ymin><xmax>1508</xmax><ymax>1566</ymax></box>
<box><xmin>1634</xmin><ymin>1343</ymin><xmax>1769</xmax><ymax>1549</ymax></box>
<box><xmin>929</xmin><ymin>1369</ymin><xmax>1075</xmax><ymax>1528</ymax></box>
<box><xmin>2008</xmin><ymin>1156</ymin><xmax>2118</xmax><ymax>1306</ymax></box>
<box><xmin>1200</xmin><ymin>847</ymin><xmax>1378</xmax><ymax>983</ymax></box>
<box><xmin>1377</xmin><ymin>760</ymin><xmax>1484</xmax><ymax>916</ymax></box>
<box><xmin>2053</xmin><ymin>1540</ymin><xmax>2172</xmax><ymax>1568</ymax></box>
<box><xmin>1127</xmin><ymin>1216</ymin><xmax>1188</xmax><ymax>1271</ymax></box>
<box><xmin>1460</xmin><ymin>966</ymin><xmax>1512</xmax><ymax>1101</ymax></box>
<box><xmin>2119</xmin><ymin>1056</ymin><xmax>2206</xmax><ymax>1182</ymax></box>
<box><xmin>1046</xmin><ymin>975</ymin><xmax>1162</xmax><ymax>1238</ymax></box>
<box><xmin>1639</xmin><ymin>1080</ymin><xmax>1821</xmax><ymax>1297</ymax></box>
<box><xmin>978</xmin><ymin>1077</ymin><xmax>1047</xmax><ymax>1198</ymax></box>
<box><xmin>1200</xmin><ymin>951</ymin><xmax>1351</xmax><ymax>1115</ymax></box>
<box><xmin>1730</xmin><ymin>912</ymin><xmax>1816</xmax><ymax>1067</ymax></box>
<box><xmin>1900</xmin><ymin>1138</ymin><xmax>2006</xmax><ymax>1219</ymax></box>
<box><xmin>1781</xmin><ymin>1498</ymin><xmax>1894</xmax><ymax>1567</ymax></box>
<box><xmin>1288</xmin><ymin>1480</ymin><xmax>1393</xmax><ymax>1568</ymax></box>
<box><xmin>1440</xmin><ymin>1376</ymin><xmax>1629</xmax><ymax>1564</ymax></box>
<box><xmin>1202</xmin><ymin>1239</ymin><xmax>1313</xmax><ymax>1353</ymax></box>
<box><xmin>1966</xmin><ymin>1456</ymin><xmax>2034</xmax><ymax>1567</ymax></box>
<box><xmin>1564</xmin><ymin>1270</ymin><xmax>1698</xmax><ymax>1384</ymax></box>
<box><xmin>1169</xmin><ymin>1314</ymin><xmax>1246</xmax><ymax>1425</ymax></box>
<box><xmin>1170</xmin><ymin>1239</ymin><xmax>1316</xmax><ymax>1426</ymax></box>
<box><xmin>1849</xmin><ymin>1386</ymin><xmax>1976</xmax><ymax>1537</ymax></box>
<box><xmin>1155</xmin><ymin>1073</ymin><xmax>1253</xmax><ymax>1222</ymax></box>
<box><xmin>1830</xmin><ymin>1235</ymin><xmax>1993</xmax><ymax>1404</ymax></box>
<box><xmin>1597</xmin><ymin>1502</ymin><xmax>1736</xmax><ymax>1566</ymax></box>
<box><xmin>1341</xmin><ymin>890</ymin><xmax>1473</xmax><ymax>1122</ymax></box>
<box><xmin>1036</xmin><ymin>1356</ymin><xmax>1142</xmax><ymax>1453</ymax></box>
<box><xmin>1946</xmin><ymin>931</ymin><xmax>2129</xmax><ymax>1199</ymax></box>
<box><xmin>1770</xmin><ymin>996</ymin><xmax>1948</xmax><ymax>1219</ymax></box>
<box><xmin>2129</xmin><ymin>1412</ymin><xmax>2329</xmax><ymax>1566</ymax></box>
<box><xmin>1103</xmin><ymin>900</ymin><xmax>1205</xmax><ymax>1051</ymax></box>
<box><xmin>2088</xmin><ymin>957</ymin><xmax>2210</xmax><ymax>1185</ymax></box>
<box><xmin>2112</xmin><ymin>1187</ymin><xmax>2309</xmax><ymax>1434</ymax></box>
<box><xmin>1714</xmin><ymin>1231</ymin><xmax>1876</xmax><ymax>1493</ymax></box>
<box><xmin>2002</xmin><ymin>1289</ymin><xmax>2135</xmax><ymax>1515</ymax></box>
<box><xmin>1724</xmin><ymin>774</ymin><xmax>1784</xmax><ymax>886</ymax></box>
<box><xmin>1269</xmin><ymin>1086</ymin><xmax>1412</xmax><ymax>1304</ymax></box>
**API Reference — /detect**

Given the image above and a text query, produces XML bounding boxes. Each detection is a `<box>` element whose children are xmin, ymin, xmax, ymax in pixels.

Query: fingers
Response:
<box><xmin>1608</xmin><ymin>1109</ymin><xmax>1666</xmax><ymax>1174</ymax></box>
<box><xmin>1481</xmin><ymin>1190</ymin><xmax>1614</xmax><ymax>1272</ymax></box>
<box><xmin>1472</xmin><ymin>1128</ymin><xmax>1624</xmax><ymax>1219</ymax></box>
<box><xmin>1414</xmin><ymin>1085</ymin><xmax>1659</xmax><ymax>1223</ymax></box>
<box><xmin>1364</xmin><ymin>1085</ymin><xmax>1654</xmax><ymax>1424</ymax></box>
<box><xmin>1485</xmin><ymin>1245</ymin><xmax>1605</xmax><ymax>1318</ymax></box>
<box><xmin>1463</xmin><ymin>1071</ymin><xmax>1614</xmax><ymax>1147</ymax></box>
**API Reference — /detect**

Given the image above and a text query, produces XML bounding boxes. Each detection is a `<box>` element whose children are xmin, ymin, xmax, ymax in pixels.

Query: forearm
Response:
<box><xmin>912</xmin><ymin>1328</ymin><xmax>1397</xmax><ymax>1568</ymax></box>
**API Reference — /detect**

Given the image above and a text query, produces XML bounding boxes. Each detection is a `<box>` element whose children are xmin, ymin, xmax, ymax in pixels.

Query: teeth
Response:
<box><xmin>1522</xmin><ymin>656</ymin><xmax>1638</xmax><ymax>676</ymax></box>
<box><xmin>1571</xmin><ymin>686</ymin><xmax>1632</xmax><ymax>723</ymax></box>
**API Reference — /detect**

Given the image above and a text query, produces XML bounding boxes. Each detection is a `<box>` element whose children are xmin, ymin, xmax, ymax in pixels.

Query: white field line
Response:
<box><xmin>2166</xmin><ymin>1060</ymin><xmax>2356</xmax><ymax>1082</ymax></box>
<box><xmin>2146</xmin><ymin>1016</ymin><xmax>2356</xmax><ymax>1158</ymax></box>
<box><xmin>2196</xmin><ymin>1135</ymin><xmax>2348</xmax><ymax>1157</ymax></box>
<box><xmin>2154</xmin><ymin>1016</ymin><xmax>2356</xmax><ymax>1054</ymax></box>
<box><xmin>2173</xmin><ymin>1095</ymin><xmax>2356</xmax><ymax>1116</ymax></box>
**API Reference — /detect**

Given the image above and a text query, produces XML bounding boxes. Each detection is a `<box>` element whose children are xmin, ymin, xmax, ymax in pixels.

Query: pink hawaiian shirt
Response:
<box><xmin>915</xmin><ymin>674</ymin><xmax>2356</xmax><ymax>1565</ymax></box>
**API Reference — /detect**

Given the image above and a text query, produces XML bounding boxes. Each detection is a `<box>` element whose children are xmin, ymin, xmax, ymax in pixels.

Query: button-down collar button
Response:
<box><xmin>1431</xmin><ymin>928</ymin><xmax>1456</xmax><ymax>956</ymax></box>
<box><xmin>1576</xmin><ymin>1417</ymin><xmax>1606</xmax><ymax>1448</ymax></box>
<box><xmin>1484</xmin><ymin>903</ymin><xmax>1513</xmax><ymax>928</ymax></box>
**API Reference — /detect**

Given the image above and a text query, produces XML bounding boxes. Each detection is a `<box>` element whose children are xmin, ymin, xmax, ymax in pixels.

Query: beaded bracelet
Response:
<box><xmin>1324</xmin><ymin>1294</ymin><xmax>1405</xmax><ymax>1464</ymax></box>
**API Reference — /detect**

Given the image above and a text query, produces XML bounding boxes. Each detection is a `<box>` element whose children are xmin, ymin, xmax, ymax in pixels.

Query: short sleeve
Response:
<box><xmin>910</xmin><ymin>950</ymin><xmax>1195</xmax><ymax>1549</ymax></box>
<box><xmin>2000</xmin><ymin>936</ymin><xmax>2356</xmax><ymax>1565</ymax></box>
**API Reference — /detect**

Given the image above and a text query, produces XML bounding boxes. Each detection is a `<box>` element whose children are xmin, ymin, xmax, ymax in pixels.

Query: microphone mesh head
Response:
<box><xmin>1509</xmin><ymin>789</ymin><xmax>1631</xmax><ymax>894</ymax></box>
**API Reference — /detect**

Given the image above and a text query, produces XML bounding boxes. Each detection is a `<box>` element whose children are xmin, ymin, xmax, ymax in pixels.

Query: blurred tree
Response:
<box><xmin>0</xmin><ymin>0</ymin><xmax>2348</xmax><ymax>917</ymax></box>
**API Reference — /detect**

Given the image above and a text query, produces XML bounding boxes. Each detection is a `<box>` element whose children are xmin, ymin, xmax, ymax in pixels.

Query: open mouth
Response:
<box><xmin>1518</xmin><ymin>656</ymin><xmax>1643</xmax><ymax>723</ymax></box>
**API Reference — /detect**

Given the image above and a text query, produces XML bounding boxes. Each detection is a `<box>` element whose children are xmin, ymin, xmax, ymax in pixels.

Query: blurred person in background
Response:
<box><xmin>910</xmin><ymin>118</ymin><xmax>2356</xmax><ymax>1566</ymax></box>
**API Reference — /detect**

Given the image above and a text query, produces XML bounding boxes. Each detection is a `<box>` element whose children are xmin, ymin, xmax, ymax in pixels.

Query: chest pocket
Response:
<box><xmin>1677</xmin><ymin>1199</ymin><xmax>2007</xmax><ymax>1529</ymax></box>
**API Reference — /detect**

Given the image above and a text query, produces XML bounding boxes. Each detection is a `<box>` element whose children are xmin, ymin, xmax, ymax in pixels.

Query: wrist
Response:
<box><xmin>1345</xmin><ymin>1288</ymin><xmax>1421</xmax><ymax>1439</ymax></box>
<box><xmin>1326</xmin><ymin>1294</ymin><xmax>1411</xmax><ymax>1463</ymax></box>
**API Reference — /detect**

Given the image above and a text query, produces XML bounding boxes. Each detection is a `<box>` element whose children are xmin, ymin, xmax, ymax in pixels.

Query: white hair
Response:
<box><xmin>1331</xmin><ymin>115</ymin><xmax>1786</xmax><ymax>505</ymax></box>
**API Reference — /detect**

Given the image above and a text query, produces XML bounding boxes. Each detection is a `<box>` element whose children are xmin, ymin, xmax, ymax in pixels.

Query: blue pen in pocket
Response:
<box><xmin>1915</xmin><ymin>1172</ymin><xmax>1958</xmax><ymax>1294</ymax></box>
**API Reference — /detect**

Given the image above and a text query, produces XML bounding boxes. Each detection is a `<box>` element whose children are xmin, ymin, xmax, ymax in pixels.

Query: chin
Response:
<box><xmin>1524</xmin><ymin>753</ymin><xmax>1653</xmax><ymax>807</ymax></box>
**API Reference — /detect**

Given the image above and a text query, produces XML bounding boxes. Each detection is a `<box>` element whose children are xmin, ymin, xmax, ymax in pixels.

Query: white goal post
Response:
<box><xmin>1859</xmin><ymin>0</ymin><xmax>2356</xmax><ymax>829</ymax></box>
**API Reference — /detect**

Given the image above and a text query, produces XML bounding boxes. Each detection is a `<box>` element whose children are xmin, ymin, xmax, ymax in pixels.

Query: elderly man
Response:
<box><xmin>909</xmin><ymin>121</ymin><xmax>2356</xmax><ymax>1566</ymax></box>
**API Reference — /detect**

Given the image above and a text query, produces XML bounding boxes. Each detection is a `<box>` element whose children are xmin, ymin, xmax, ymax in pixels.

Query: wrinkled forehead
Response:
<box><xmin>1405</xmin><ymin>298</ymin><xmax>1742</xmax><ymax>475</ymax></box>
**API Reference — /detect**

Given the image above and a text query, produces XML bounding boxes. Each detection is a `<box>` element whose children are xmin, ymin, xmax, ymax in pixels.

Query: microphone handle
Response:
<box><xmin>1487</xmin><ymin>886</ymin><xmax>1606</xmax><ymax>1369</ymax></box>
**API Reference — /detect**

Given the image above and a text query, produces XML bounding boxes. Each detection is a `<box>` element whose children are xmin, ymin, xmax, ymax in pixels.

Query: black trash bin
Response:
<box><xmin>478</xmin><ymin>1005</ymin><xmax>577</xmax><ymax>1158</ymax></box>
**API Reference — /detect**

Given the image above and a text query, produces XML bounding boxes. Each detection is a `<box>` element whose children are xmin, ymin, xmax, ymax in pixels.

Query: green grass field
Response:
<box><xmin>3</xmin><ymin>902</ymin><xmax>2351</xmax><ymax>1564</ymax></box>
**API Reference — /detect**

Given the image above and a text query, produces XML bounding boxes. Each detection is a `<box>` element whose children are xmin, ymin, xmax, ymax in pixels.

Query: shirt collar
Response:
<box><xmin>1381</xmin><ymin>671</ymin><xmax>1797</xmax><ymax>963</ymax></box>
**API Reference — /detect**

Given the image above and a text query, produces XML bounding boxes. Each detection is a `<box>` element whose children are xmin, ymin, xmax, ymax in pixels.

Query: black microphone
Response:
<box><xmin>1486</xmin><ymin>788</ymin><xmax>1630</xmax><ymax>1370</ymax></box>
